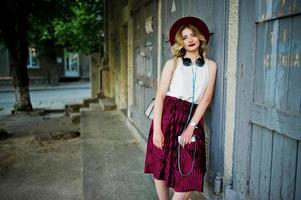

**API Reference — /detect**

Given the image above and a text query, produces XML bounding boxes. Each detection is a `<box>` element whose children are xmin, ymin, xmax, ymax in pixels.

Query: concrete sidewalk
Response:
<box><xmin>0</xmin><ymin>81</ymin><xmax>90</xmax><ymax>93</ymax></box>
<box><xmin>81</xmin><ymin>109</ymin><xmax>157</xmax><ymax>200</ymax></box>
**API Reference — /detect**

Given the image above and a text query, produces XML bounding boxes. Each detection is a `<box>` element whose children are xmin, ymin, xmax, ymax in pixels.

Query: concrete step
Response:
<box><xmin>65</xmin><ymin>103</ymin><xmax>83</xmax><ymax>116</ymax></box>
<box><xmin>80</xmin><ymin>110</ymin><xmax>156</xmax><ymax>200</ymax></box>
<box><xmin>83</xmin><ymin>97</ymin><xmax>99</xmax><ymax>107</ymax></box>
<box><xmin>70</xmin><ymin>112</ymin><xmax>81</xmax><ymax>124</ymax></box>
<box><xmin>98</xmin><ymin>98</ymin><xmax>116</xmax><ymax>110</ymax></box>
<box><xmin>89</xmin><ymin>103</ymin><xmax>102</xmax><ymax>111</ymax></box>
<box><xmin>66</xmin><ymin>98</ymin><xmax>99</xmax><ymax>124</ymax></box>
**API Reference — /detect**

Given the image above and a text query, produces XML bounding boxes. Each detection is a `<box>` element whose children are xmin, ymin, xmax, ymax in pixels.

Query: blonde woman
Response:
<box><xmin>144</xmin><ymin>16</ymin><xmax>217</xmax><ymax>200</ymax></box>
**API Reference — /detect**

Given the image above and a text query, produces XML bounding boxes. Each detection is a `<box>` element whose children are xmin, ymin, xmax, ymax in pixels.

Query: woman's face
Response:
<box><xmin>181</xmin><ymin>27</ymin><xmax>200</xmax><ymax>52</ymax></box>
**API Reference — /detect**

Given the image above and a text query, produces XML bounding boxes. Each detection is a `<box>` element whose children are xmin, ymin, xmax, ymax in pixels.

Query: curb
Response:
<box><xmin>0</xmin><ymin>86</ymin><xmax>90</xmax><ymax>93</ymax></box>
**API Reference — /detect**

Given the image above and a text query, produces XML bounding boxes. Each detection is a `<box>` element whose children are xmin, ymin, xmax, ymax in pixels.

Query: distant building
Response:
<box><xmin>0</xmin><ymin>43</ymin><xmax>90</xmax><ymax>86</ymax></box>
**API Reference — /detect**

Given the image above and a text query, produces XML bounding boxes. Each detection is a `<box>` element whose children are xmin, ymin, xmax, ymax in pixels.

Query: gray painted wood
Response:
<box><xmin>259</xmin><ymin>129</ymin><xmax>273</xmax><ymax>200</ymax></box>
<box><xmin>233</xmin><ymin>0</ymin><xmax>301</xmax><ymax>199</ymax></box>
<box><xmin>254</xmin><ymin>22</ymin><xmax>268</xmax><ymax>105</ymax></box>
<box><xmin>256</xmin><ymin>0</ymin><xmax>301</xmax><ymax>22</ymax></box>
<box><xmin>270</xmin><ymin>133</ymin><xmax>284</xmax><ymax>200</ymax></box>
<box><xmin>235</xmin><ymin>2</ymin><xmax>301</xmax><ymax>199</ymax></box>
<box><xmin>282</xmin><ymin>136</ymin><xmax>297</xmax><ymax>200</ymax></box>
<box><xmin>131</xmin><ymin>0</ymin><xmax>158</xmax><ymax>138</ymax></box>
<box><xmin>287</xmin><ymin>15</ymin><xmax>301</xmax><ymax>113</ymax></box>
<box><xmin>233</xmin><ymin>0</ymin><xmax>256</xmax><ymax>196</ymax></box>
<box><xmin>206</xmin><ymin>0</ymin><xmax>226</xmax><ymax>186</ymax></box>
<box><xmin>264</xmin><ymin>20</ymin><xmax>278</xmax><ymax>106</ymax></box>
<box><xmin>250</xmin><ymin>103</ymin><xmax>301</xmax><ymax>140</ymax></box>
<box><xmin>249</xmin><ymin>125</ymin><xmax>263</xmax><ymax>198</ymax></box>
<box><xmin>295</xmin><ymin>142</ymin><xmax>301</xmax><ymax>200</ymax></box>
<box><xmin>275</xmin><ymin>17</ymin><xmax>291</xmax><ymax>109</ymax></box>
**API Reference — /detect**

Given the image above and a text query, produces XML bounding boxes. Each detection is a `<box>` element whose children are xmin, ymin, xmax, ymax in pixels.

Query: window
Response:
<box><xmin>64</xmin><ymin>51</ymin><xmax>80</xmax><ymax>77</ymax></box>
<box><xmin>27</xmin><ymin>48</ymin><xmax>39</xmax><ymax>68</ymax></box>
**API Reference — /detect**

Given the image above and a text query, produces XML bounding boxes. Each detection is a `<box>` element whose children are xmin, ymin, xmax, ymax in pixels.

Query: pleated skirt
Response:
<box><xmin>144</xmin><ymin>95</ymin><xmax>206</xmax><ymax>192</ymax></box>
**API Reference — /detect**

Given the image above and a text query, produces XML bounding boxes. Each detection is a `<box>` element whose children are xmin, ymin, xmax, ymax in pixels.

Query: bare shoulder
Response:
<box><xmin>205</xmin><ymin>59</ymin><xmax>217</xmax><ymax>71</ymax></box>
<box><xmin>163</xmin><ymin>58</ymin><xmax>177</xmax><ymax>71</ymax></box>
<box><xmin>166</xmin><ymin>58</ymin><xmax>177</xmax><ymax>66</ymax></box>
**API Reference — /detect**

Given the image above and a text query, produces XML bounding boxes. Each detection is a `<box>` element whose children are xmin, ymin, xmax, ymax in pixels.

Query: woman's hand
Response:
<box><xmin>179</xmin><ymin>126</ymin><xmax>195</xmax><ymax>148</ymax></box>
<box><xmin>153</xmin><ymin>128</ymin><xmax>164</xmax><ymax>150</ymax></box>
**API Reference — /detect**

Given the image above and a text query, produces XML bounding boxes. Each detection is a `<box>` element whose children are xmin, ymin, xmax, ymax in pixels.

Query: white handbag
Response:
<box><xmin>144</xmin><ymin>98</ymin><xmax>155</xmax><ymax>120</ymax></box>
<box><xmin>144</xmin><ymin>58</ymin><xmax>177</xmax><ymax>120</ymax></box>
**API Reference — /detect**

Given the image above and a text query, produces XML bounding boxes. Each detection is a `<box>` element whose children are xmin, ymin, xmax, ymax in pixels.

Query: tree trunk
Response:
<box><xmin>3</xmin><ymin>2</ymin><xmax>33</xmax><ymax>112</ymax></box>
<box><xmin>11</xmin><ymin>46</ymin><xmax>33</xmax><ymax>111</ymax></box>
<box><xmin>11</xmin><ymin>32</ymin><xmax>33</xmax><ymax>111</ymax></box>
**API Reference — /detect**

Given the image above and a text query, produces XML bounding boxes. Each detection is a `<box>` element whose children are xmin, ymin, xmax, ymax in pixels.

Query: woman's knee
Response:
<box><xmin>172</xmin><ymin>191</ymin><xmax>192</xmax><ymax>200</ymax></box>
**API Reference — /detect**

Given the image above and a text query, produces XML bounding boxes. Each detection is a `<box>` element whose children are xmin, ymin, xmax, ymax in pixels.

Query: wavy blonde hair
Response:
<box><xmin>171</xmin><ymin>24</ymin><xmax>208</xmax><ymax>58</ymax></box>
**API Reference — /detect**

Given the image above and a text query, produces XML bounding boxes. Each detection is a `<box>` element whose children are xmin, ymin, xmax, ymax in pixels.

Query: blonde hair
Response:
<box><xmin>171</xmin><ymin>24</ymin><xmax>208</xmax><ymax>58</ymax></box>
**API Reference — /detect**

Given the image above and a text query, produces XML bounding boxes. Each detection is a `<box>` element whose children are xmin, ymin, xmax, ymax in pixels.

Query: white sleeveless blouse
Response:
<box><xmin>166</xmin><ymin>58</ymin><xmax>210</xmax><ymax>104</ymax></box>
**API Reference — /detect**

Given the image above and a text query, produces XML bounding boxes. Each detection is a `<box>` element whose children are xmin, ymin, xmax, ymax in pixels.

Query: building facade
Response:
<box><xmin>101</xmin><ymin>0</ymin><xmax>301</xmax><ymax>199</ymax></box>
<box><xmin>0</xmin><ymin>45</ymin><xmax>90</xmax><ymax>86</ymax></box>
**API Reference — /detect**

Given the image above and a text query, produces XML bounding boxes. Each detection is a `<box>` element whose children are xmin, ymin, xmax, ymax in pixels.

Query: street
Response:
<box><xmin>0</xmin><ymin>83</ymin><xmax>90</xmax><ymax>116</ymax></box>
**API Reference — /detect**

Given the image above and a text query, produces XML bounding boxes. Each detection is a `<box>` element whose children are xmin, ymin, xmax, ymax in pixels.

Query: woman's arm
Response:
<box><xmin>180</xmin><ymin>60</ymin><xmax>217</xmax><ymax>146</ymax></box>
<box><xmin>153</xmin><ymin>58</ymin><xmax>176</xmax><ymax>149</ymax></box>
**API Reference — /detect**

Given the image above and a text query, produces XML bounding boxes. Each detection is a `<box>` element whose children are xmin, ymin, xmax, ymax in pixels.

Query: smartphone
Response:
<box><xmin>178</xmin><ymin>135</ymin><xmax>196</xmax><ymax>143</ymax></box>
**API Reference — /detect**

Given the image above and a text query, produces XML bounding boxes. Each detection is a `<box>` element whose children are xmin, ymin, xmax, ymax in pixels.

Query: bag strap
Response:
<box><xmin>177</xmin><ymin>63</ymin><xmax>197</xmax><ymax>176</ymax></box>
<box><xmin>177</xmin><ymin>139</ymin><xmax>197</xmax><ymax>176</ymax></box>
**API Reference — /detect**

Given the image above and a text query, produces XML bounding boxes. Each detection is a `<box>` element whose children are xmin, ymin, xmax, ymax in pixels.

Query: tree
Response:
<box><xmin>52</xmin><ymin>0</ymin><xmax>103</xmax><ymax>54</ymax></box>
<box><xmin>0</xmin><ymin>0</ymin><xmax>103</xmax><ymax>111</ymax></box>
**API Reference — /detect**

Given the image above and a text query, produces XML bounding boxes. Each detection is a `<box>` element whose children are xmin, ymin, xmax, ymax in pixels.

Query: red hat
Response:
<box><xmin>169</xmin><ymin>16</ymin><xmax>210</xmax><ymax>46</ymax></box>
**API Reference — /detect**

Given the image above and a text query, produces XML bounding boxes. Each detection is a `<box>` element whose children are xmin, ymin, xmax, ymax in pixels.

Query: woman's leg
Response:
<box><xmin>154</xmin><ymin>178</ymin><xmax>169</xmax><ymax>200</ymax></box>
<box><xmin>172</xmin><ymin>191</ymin><xmax>192</xmax><ymax>200</ymax></box>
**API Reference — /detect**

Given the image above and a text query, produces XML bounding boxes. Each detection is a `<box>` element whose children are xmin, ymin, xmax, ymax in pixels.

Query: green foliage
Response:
<box><xmin>28</xmin><ymin>0</ymin><xmax>103</xmax><ymax>54</ymax></box>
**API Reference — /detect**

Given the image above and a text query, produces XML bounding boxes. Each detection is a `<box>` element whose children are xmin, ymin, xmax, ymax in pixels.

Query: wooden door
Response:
<box><xmin>233</xmin><ymin>0</ymin><xmax>301</xmax><ymax>199</ymax></box>
<box><xmin>161</xmin><ymin>0</ymin><xmax>227</xmax><ymax>197</ymax></box>
<box><xmin>132</xmin><ymin>0</ymin><xmax>158</xmax><ymax>139</ymax></box>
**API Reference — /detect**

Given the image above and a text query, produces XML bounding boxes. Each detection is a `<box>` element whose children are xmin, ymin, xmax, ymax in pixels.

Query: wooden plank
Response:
<box><xmin>204</xmin><ymin>0</ymin><xmax>214</xmax><ymax>25</ymax></box>
<box><xmin>254</xmin><ymin>22</ymin><xmax>268</xmax><ymax>104</ymax></box>
<box><xmin>282</xmin><ymin>136</ymin><xmax>297</xmax><ymax>200</ymax></box>
<box><xmin>266</xmin><ymin>0</ymin><xmax>273</xmax><ymax>19</ymax></box>
<box><xmin>255</xmin><ymin>0</ymin><xmax>263</xmax><ymax>22</ymax></box>
<box><xmin>186</xmin><ymin>0</ymin><xmax>205</xmax><ymax>19</ymax></box>
<box><xmin>256</xmin><ymin>0</ymin><xmax>301</xmax><ymax>22</ymax></box>
<box><xmin>249</xmin><ymin>125</ymin><xmax>263</xmax><ymax>199</ymax></box>
<box><xmin>264</xmin><ymin>20</ymin><xmax>278</xmax><ymax>106</ymax></box>
<box><xmin>274</xmin><ymin>18</ymin><xmax>291</xmax><ymax>109</ymax></box>
<box><xmin>173</xmin><ymin>0</ymin><xmax>183</xmax><ymax>20</ymax></box>
<box><xmin>295</xmin><ymin>141</ymin><xmax>301</xmax><ymax>200</ymax></box>
<box><xmin>270</xmin><ymin>133</ymin><xmax>284</xmax><ymax>199</ymax></box>
<box><xmin>259</xmin><ymin>128</ymin><xmax>273</xmax><ymax>200</ymax></box>
<box><xmin>207</xmin><ymin>0</ymin><xmax>227</xmax><ymax>184</ymax></box>
<box><xmin>250</xmin><ymin>103</ymin><xmax>301</xmax><ymax>140</ymax></box>
<box><xmin>233</xmin><ymin>0</ymin><xmax>256</xmax><ymax>196</ymax></box>
<box><xmin>287</xmin><ymin>15</ymin><xmax>301</xmax><ymax>113</ymax></box>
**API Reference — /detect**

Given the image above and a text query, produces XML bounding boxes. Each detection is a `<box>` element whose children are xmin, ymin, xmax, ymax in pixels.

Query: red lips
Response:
<box><xmin>188</xmin><ymin>43</ymin><xmax>195</xmax><ymax>47</ymax></box>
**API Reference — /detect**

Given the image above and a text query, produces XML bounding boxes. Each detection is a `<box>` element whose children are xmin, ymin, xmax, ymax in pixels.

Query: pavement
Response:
<box><xmin>81</xmin><ymin>109</ymin><xmax>157</xmax><ymax>200</ymax></box>
<box><xmin>0</xmin><ymin>81</ymin><xmax>91</xmax><ymax>116</ymax></box>
<box><xmin>0</xmin><ymin>80</ymin><xmax>90</xmax><ymax>93</ymax></box>
<box><xmin>0</xmin><ymin>111</ymin><xmax>82</xmax><ymax>200</ymax></box>
<box><xmin>0</xmin><ymin>81</ymin><xmax>207</xmax><ymax>199</ymax></box>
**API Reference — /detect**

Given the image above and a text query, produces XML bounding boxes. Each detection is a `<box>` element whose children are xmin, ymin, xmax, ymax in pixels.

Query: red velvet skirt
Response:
<box><xmin>144</xmin><ymin>95</ymin><xmax>206</xmax><ymax>192</ymax></box>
